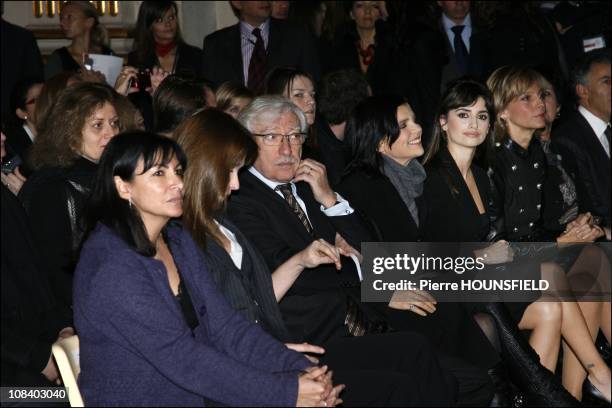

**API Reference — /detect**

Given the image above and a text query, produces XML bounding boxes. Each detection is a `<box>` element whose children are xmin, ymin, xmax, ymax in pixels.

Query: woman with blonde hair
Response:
<box><xmin>487</xmin><ymin>65</ymin><xmax>611</xmax><ymax>402</ymax></box>
<box><xmin>45</xmin><ymin>1</ymin><xmax>113</xmax><ymax>79</ymax></box>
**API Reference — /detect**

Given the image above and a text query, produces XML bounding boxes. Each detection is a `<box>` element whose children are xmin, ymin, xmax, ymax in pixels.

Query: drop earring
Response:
<box><xmin>128</xmin><ymin>197</ymin><xmax>133</xmax><ymax>209</ymax></box>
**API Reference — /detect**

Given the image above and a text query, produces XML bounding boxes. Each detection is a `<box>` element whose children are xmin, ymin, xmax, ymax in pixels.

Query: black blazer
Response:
<box><xmin>1</xmin><ymin>185</ymin><xmax>69</xmax><ymax>386</ymax></box>
<box><xmin>202</xmin><ymin>218</ymin><xmax>293</xmax><ymax>343</ymax></box>
<box><xmin>226</xmin><ymin>170</ymin><xmax>370</xmax><ymax>344</ymax></box>
<box><xmin>1</xmin><ymin>20</ymin><xmax>43</xmax><ymax>117</ymax></box>
<box><xmin>336</xmin><ymin>168</ymin><xmax>422</xmax><ymax>242</ymax></box>
<box><xmin>552</xmin><ymin>110</ymin><xmax>611</xmax><ymax>228</ymax></box>
<box><xmin>127</xmin><ymin>42</ymin><xmax>204</xmax><ymax>78</ymax></box>
<box><xmin>421</xmin><ymin>149</ymin><xmax>490</xmax><ymax>242</ymax></box>
<box><xmin>202</xmin><ymin>18</ymin><xmax>320</xmax><ymax>88</ymax></box>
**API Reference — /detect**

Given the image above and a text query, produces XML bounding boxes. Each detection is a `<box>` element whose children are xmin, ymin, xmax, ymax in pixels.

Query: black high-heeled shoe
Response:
<box><xmin>481</xmin><ymin>302</ymin><xmax>580</xmax><ymax>407</ymax></box>
<box><xmin>582</xmin><ymin>378</ymin><xmax>611</xmax><ymax>407</ymax></box>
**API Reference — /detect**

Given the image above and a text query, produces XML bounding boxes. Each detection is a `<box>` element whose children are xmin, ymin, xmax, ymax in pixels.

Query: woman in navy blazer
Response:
<box><xmin>73</xmin><ymin>132</ymin><xmax>339</xmax><ymax>406</ymax></box>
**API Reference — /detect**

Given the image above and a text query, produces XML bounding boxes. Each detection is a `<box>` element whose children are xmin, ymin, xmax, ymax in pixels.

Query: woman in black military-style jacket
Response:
<box><xmin>487</xmin><ymin>66</ymin><xmax>611</xmax><ymax>403</ymax></box>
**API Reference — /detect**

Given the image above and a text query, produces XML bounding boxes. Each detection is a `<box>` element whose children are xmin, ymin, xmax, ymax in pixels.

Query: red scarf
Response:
<box><xmin>155</xmin><ymin>41</ymin><xmax>176</xmax><ymax>58</ymax></box>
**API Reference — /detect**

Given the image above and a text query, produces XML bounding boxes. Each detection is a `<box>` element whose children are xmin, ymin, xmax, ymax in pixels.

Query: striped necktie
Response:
<box><xmin>275</xmin><ymin>183</ymin><xmax>314</xmax><ymax>236</ymax></box>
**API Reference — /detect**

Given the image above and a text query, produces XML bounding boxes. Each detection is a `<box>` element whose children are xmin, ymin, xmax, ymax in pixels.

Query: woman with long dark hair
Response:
<box><xmin>129</xmin><ymin>1</ymin><xmax>203</xmax><ymax>78</ymax></box>
<box><xmin>74</xmin><ymin>131</ymin><xmax>337</xmax><ymax>406</ymax></box>
<box><xmin>421</xmin><ymin>79</ymin><xmax>495</xmax><ymax>241</ymax></box>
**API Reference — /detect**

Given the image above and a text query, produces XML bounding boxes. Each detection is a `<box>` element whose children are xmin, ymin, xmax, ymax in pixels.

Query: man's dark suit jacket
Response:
<box><xmin>202</xmin><ymin>18</ymin><xmax>320</xmax><ymax>88</ymax></box>
<box><xmin>1</xmin><ymin>19</ymin><xmax>43</xmax><ymax>117</ymax></box>
<box><xmin>552</xmin><ymin>110</ymin><xmax>611</xmax><ymax>227</ymax></box>
<box><xmin>226</xmin><ymin>170</ymin><xmax>370</xmax><ymax>344</ymax></box>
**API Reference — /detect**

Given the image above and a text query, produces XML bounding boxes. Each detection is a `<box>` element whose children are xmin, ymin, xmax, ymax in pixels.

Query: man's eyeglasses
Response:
<box><xmin>252</xmin><ymin>133</ymin><xmax>307</xmax><ymax>146</ymax></box>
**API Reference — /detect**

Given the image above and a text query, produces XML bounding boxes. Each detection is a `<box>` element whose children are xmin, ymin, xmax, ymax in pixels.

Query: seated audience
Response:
<box><xmin>552</xmin><ymin>49</ymin><xmax>611</xmax><ymax>231</ymax></box>
<box><xmin>18</xmin><ymin>83</ymin><xmax>123</xmax><ymax>316</ymax></box>
<box><xmin>336</xmin><ymin>93</ymin><xmax>500</xmax><ymax>400</ymax></box>
<box><xmin>202</xmin><ymin>1</ymin><xmax>320</xmax><ymax>94</ymax></box>
<box><xmin>487</xmin><ymin>65</ymin><xmax>611</xmax><ymax>402</ymax></box>
<box><xmin>215</xmin><ymin>81</ymin><xmax>254</xmax><ymax>119</ymax></box>
<box><xmin>129</xmin><ymin>1</ymin><xmax>204</xmax><ymax>78</ymax></box>
<box><xmin>1</xmin><ymin>131</ymin><xmax>74</xmax><ymax>388</ymax></box>
<box><xmin>74</xmin><ymin>131</ymin><xmax>340</xmax><ymax>406</ymax></box>
<box><xmin>225</xmin><ymin>95</ymin><xmax>501</xmax><ymax>405</ymax></box>
<box><xmin>45</xmin><ymin>1</ymin><xmax>114</xmax><ymax>80</ymax></box>
<box><xmin>176</xmin><ymin>106</ymin><xmax>458</xmax><ymax>406</ymax></box>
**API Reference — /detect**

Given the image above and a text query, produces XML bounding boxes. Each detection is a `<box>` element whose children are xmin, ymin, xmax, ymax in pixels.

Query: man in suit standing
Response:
<box><xmin>437</xmin><ymin>1</ymin><xmax>484</xmax><ymax>92</ymax></box>
<box><xmin>202</xmin><ymin>1</ymin><xmax>319</xmax><ymax>95</ymax></box>
<box><xmin>552</xmin><ymin>49</ymin><xmax>611</xmax><ymax>231</ymax></box>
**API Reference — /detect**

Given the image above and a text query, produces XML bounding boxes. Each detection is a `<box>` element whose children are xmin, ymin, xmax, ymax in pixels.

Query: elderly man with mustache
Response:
<box><xmin>228</xmin><ymin>95</ymin><xmax>372</xmax><ymax>347</ymax></box>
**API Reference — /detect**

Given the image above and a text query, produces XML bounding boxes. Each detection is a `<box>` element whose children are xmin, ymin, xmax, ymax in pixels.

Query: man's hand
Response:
<box><xmin>294</xmin><ymin>159</ymin><xmax>336</xmax><ymax>208</ymax></box>
<box><xmin>299</xmin><ymin>239</ymin><xmax>341</xmax><ymax>270</ymax></box>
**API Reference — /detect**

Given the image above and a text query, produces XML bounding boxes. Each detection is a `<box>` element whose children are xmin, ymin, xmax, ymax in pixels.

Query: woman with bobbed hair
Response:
<box><xmin>129</xmin><ymin>1</ymin><xmax>204</xmax><ymax>78</ymax></box>
<box><xmin>487</xmin><ymin>65</ymin><xmax>611</xmax><ymax>402</ymax></box>
<box><xmin>19</xmin><ymin>82</ymin><xmax>123</xmax><ymax>316</ymax></box>
<box><xmin>45</xmin><ymin>1</ymin><xmax>113</xmax><ymax>79</ymax></box>
<box><xmin>74</xmin><ymin>131</ymin><xmax>335</xmax><ymax>406</ymax></box>
<box><xmin>215</xmin><ymin>81</ymin><xmax>254</xmax><ymax>119</ymax></box>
